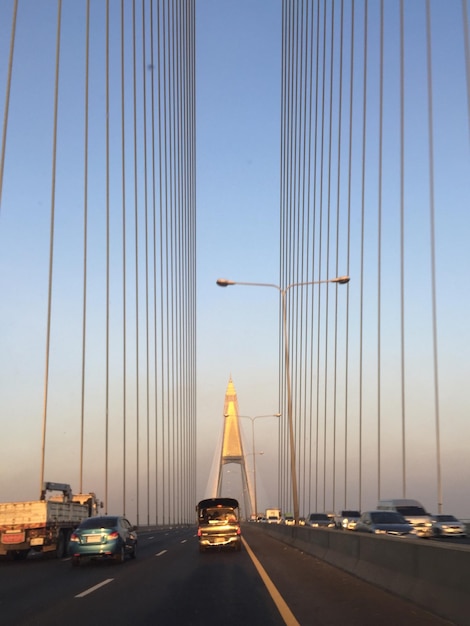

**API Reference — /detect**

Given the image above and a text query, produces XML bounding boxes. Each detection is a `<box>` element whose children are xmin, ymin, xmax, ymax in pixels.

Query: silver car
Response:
<box><xmin>355</xmin><ymin>511</ymin><xmax>414</xmax><ymax>536</ymax></box>
<box><xmin>431</xmin><ymin>514</ymin><xmax>467</xmax><ymax>538</ymax></box>
<box><xmin>335</xmin><ymin>510</ymin><xmax>361</xmax><ymax>530</ymax></box>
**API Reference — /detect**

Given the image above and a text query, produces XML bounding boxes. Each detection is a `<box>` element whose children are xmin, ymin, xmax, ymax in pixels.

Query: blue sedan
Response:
<box><xmin>69</xmin><ymin>515</ymin><xmax>137</xmax><ymax>566</ymax></box>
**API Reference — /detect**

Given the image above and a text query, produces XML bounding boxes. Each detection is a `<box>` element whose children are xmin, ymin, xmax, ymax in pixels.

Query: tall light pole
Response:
<box><xmin>226</xmin><ymin>413</ymin><xmax>281</xmax><ymax>518</ymax></box>
<box><xmin>217</xmin><ymin>276</ymin><xmax>350</xmax><ymax>524</ymax></box>
<box><xmin>245</xmin><ymin>451</ymin><xmax>264</xmax><ymax>518</ymax></box>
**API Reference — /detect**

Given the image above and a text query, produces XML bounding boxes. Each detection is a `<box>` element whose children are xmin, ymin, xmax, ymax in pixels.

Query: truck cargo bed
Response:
<box><xmin>0</xmin><ymin>501</ymin><xmax>90</xmax><ymax>529</ymax></box>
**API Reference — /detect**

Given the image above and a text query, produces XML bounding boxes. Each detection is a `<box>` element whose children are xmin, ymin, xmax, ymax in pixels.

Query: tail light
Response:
<box><xmin>236</xmin><ymin>527</ymin><xmax>241</xmax><ymax>535</ymax></box>
<box><xmin>107</xmin><ymin>531</ymin><xmax>119</xmax><ymax>540</ymax></box>
<box><xmin>69</xmin><ymin>533</ymin><xmax>79</xmax><ymax>542</ymax></box>
<box><xmin>197</xmin><ymin>528</ymin><xmax>202</xmax><ymax>537</ymax></box>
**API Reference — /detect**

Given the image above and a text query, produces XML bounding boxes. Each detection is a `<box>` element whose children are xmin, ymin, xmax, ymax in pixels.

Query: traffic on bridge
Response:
<box><xmin>0</xmin><ymin>525</ymin><xmax>456</xmax><ymax>626</ymax></box>
<box><xmin>1</xmin><ymin>0</ymin><xmax>469</xmax><ymax>624</ymax></box>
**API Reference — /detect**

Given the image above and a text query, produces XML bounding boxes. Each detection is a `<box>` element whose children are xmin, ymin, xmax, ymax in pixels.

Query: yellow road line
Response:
<box><xmin>242</xmin><ymin>536</ymin><xmax>300</xmax><ymax>626</ymax></box>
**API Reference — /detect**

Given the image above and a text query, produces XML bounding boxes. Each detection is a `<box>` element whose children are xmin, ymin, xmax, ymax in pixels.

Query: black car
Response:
<box><xmin>306</xmin><ymin>513</ymin><xmax>335</xmax><ymax>528</ymax></box>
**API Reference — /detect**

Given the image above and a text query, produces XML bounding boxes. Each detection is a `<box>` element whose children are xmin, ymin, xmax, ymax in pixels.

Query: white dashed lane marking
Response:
<box><xmin>75</xmin><ymin>578</ymin><xmax>114</xmax><ymax>598</ymax></box>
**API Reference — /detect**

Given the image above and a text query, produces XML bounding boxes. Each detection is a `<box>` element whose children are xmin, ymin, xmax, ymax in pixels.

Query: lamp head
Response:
<box><xmin>332</xmin><ymin>276</ymin><xmax>350</xmax><ymax>284</ymax></box>
<box><xmin>216</xmin><ymin>278</ymin><xmax>235</xmax><ymax>287</ymax></box>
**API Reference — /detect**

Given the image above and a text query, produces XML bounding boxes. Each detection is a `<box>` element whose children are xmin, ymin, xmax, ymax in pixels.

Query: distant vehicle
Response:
<box><xmin>196</xmin><ymin>498</ymin><xmax>241</xmax><ymax>552</ymax></box>
<box><xmin>265</xmin><ymin>508</ymin><xmax>282</xmax><ymax>524</ymax></box>
<box><xmin>68</xmin><ymin>515</ymin><xmax>137</xmax><ymax>566</ymax></box>
<box><xmin>298</xmin><ymin>517</ymin><xmax>306</xmax><ymax>526</ymax></box>
<box><xmin>282</xmin><ymin>514</ymin><xmax>295</xmax><ymax>526</ymax></box>
<box><xmin>0</xmin><ymin>482</ymin><xmax>101</xmax><ymax>560</ymax></box>
<box><xmin>431</xmin><ymin>514</ymin><xmax>467</xmax><ymax>538</ymax></box>
<box><xmin>306</xmin><ymin>513</ymin><xmax>335</xmax><ymax>528</ymax></box>
<box><xmin>335</xmin><ymin>510</ymin><xmax>361</xmax><ymax>530</ymax></box>
<box><xmin>355</xmin><ymin>511</ymin><xmax>414</xmax><ymax>536</ymax></box>
<box><xmin>377</xmin><ymin>499</ymin><xmax>433</xmax><ymax>538</ymax></box>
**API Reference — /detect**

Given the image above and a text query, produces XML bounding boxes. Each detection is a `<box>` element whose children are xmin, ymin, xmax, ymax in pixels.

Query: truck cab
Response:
<box><xmin>196</xmin><ymin>498</ymin><xmax>241</xmax><ymax>552</ymax></box>
<box><xmin>265</xmin><ymin>508</ymin><xmax>281</xmax><ymax>524</ymax></box>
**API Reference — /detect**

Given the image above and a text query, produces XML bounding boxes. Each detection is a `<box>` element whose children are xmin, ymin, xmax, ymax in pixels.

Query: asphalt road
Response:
<box><xmin>0</xmin><ymin>525</ymin><xmax>455</xmax><ymax>626</ymax></box>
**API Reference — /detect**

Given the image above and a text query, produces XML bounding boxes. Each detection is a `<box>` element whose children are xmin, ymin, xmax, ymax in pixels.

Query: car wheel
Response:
<box><xmin>130</xmin><ymin>543</ymin><xmax>137</xmax><ymax>559</ymax></box>
<box><xmin>115</xmin><ymin>545</ymin><xmax>126</xmax><ymax>563</ymax></box>
<box><xmin>56</xmin><ymin>531</ymin><xmax>66</xmax><ymax>559</ymax></box>
<box><xmin>72</xmin><ymin>556</ymin><xmax>80</xmax><ymax>567</ymax></box>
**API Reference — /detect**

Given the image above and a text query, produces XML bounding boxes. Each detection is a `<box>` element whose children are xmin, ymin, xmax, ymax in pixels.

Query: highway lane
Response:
<box><xmin>0</xmin><ymin>525</ymin><xmax>454</xmax><ymax>625</ymax></box>
<box><xmin>0</xmin><ymin>527</ymin><xmax>192</xmax><ymax>624</ymax></box>
<box><xmin>242</xmin><ymin>524</ymin><xmax>453</xmax><ymax>626</ymax></box>
<box><xmin>0</xmin><ymin>526</ymin><xmax>284</xmax><ymax>626</ymax></box>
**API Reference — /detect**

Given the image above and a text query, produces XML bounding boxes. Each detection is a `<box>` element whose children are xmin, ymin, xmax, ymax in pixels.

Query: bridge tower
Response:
<box><xmin>215</xmin><ymin>377</ymin><xmax>255</xmax><ymax>518</ymax></box>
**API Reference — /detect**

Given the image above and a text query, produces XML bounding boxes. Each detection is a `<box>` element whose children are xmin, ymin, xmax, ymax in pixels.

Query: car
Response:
<box><xmin>68</xmin><ymin>515</ymin><xmax>137</xmax><ymax>566</ymax></box>
<box><xmin>298</xmin><ymin>517</ymin><xmax>306</xmax><ymax>526</ymax></box>
<box><xmin>306</xmin><ymin>513</ymin><xmax>335</xmax><ymax>528</ymax></box>
<box><xmin>355</xmin><ymin>511</ymin><xmax>414</xmax><ymax>536</ymax></box>
<box><xmin>431</xmin><ymin>514</ymin><xmax>467</xmax><ymax>538</ymax></box>
<box><xmin>335</xmin><ymin>510</ymin><xmax>361</xmax><ymax>530</ymax></box>
<box><xmin>282</xmin><ymin>514</ymin><xmax>295</xmax><ymax>525</ymax></box>
<box><xmin>377</xmin><ymin>499</ymin><xmax>433</xmax><ymax>537</ymax></box>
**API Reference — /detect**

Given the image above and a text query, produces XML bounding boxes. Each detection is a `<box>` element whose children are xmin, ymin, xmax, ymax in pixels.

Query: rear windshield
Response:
<box><xmin>395</xmin><ymin>506</ymin><xmax>426</xmax><ymax>516</ymax></box>
<box><xmin>370</xmin><ymin>512</ymin><xmax>406</xmax><ymax>524</ymax></box>
<box><xmin>309</xmin><ymin>514</ymin><xmax>328</xmax><ymax>520</ymax></box>
<box><xmin>79</xmin><ymin>517</ymin><xmax>117</xmax><ymax>529</ymax></box>
<box><xmin>341</xmin><ymin>511</ymin><xmax>360</xmax><ymax>517</ymax></box>
<box><xmin>200</xmin><ymin>508</ymin><xmax>238</xmax><ymax>524</ymax></box>
<box><xmin>436</xmin><ymin>515</ymin><xmax>457</xmax><ymax>522</ymax></box>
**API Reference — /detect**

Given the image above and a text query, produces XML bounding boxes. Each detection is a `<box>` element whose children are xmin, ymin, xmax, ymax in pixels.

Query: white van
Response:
<box><xmin>377</xmin><ymin>499</ymin><xmax>433</xmax><ymax>537</ymax></box>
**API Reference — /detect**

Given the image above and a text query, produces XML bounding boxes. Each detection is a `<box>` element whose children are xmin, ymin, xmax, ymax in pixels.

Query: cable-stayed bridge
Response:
<box><xmin>1</xmin><ymin>1</ymin><xmax>469</xmax><ymax>533</ymax></box>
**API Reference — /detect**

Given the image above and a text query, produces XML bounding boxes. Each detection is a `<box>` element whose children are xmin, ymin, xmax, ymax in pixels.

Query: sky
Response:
<box><xmin>1</xmin><ymin>0</ymin><xmax>469</xmax><ymax>521</ymax></box>
<box><xmin>195</xmin><ymin>0</ymin><xmax>470</xmax><ymax>517</ymax></box>
<box><xmin>195</xmin><ymin>0</ymin><xmax>284</xmax><ymax>504</ymax></box>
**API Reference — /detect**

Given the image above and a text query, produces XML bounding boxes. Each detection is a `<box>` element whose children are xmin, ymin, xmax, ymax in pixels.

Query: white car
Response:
<box><xmin>431</xmin><ymin>514</ymin><xmax>467</xmax><ymax>538</ymax></box>
<box><xmin>335</xmin><ymin>510</ymin><xmax>361</xmax><ymax>530</ymax></box>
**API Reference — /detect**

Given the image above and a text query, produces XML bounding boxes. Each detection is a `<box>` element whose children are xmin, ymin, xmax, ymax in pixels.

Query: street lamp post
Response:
<box><xmin>229</xmin><ymin>413</ymin><xmax>281</xmax><ymax>518</ymax></box>
<box><xmin>245</xmin><ymin>451</ymin><xmax>264</xmax><ymax>518</ymax></box>
<box><xmin>217</xmin><ymin>276</ymin><xmax>350</xmax><ymax>524</ymax></box>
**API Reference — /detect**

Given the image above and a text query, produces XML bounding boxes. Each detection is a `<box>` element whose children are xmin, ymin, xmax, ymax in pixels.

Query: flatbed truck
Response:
<box><xmin>0</xmin><ymin>482</ymin><xmax>101</xmax><ymax>559</ymax></box>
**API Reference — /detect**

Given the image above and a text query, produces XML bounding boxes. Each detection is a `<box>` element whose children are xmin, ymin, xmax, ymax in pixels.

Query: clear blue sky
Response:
<box><xmin>195</xmin><ymin>0</ymin><xmax>470</xmax><ymax>516</ymax></box>
<box><xmin>195</xmin><ymin>0</ymin><xmax>284</xmax><ymax>504</ymax></box>
<box><xmin>0</xmin><ymin>1</ymin><xmax>469</xmax><ymax>519</ymax></box>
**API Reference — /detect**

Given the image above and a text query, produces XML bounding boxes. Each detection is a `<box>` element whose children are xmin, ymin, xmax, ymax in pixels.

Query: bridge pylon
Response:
<box><xmin>215</xmin><ymin>377</ymin><xmax>255</xmax><ymax>518</ymax></box>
